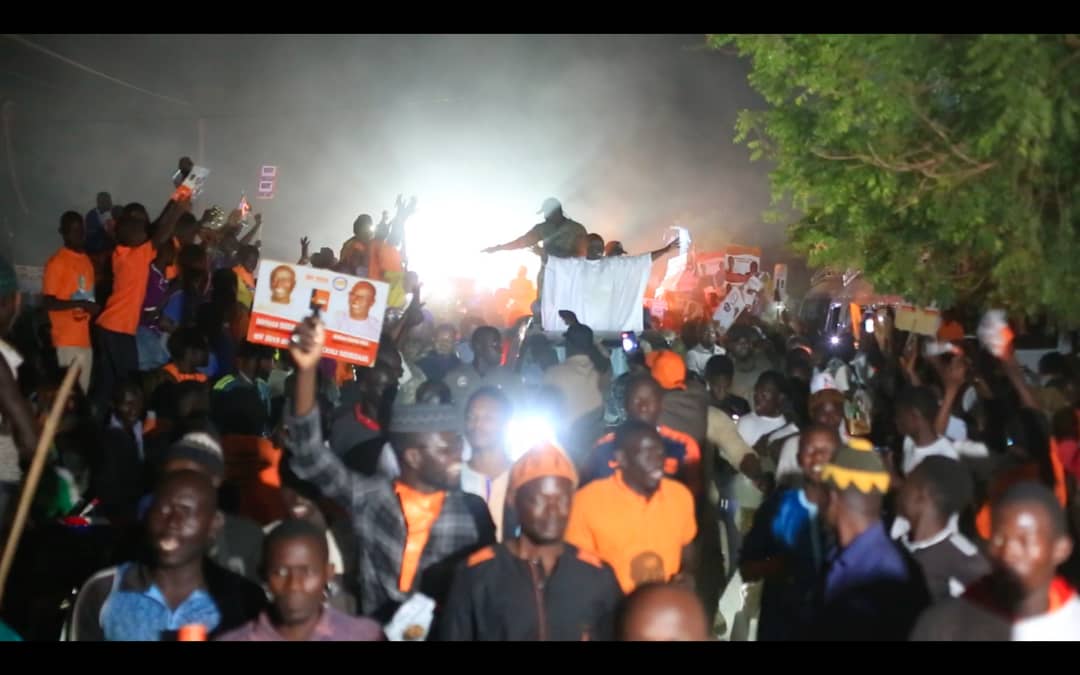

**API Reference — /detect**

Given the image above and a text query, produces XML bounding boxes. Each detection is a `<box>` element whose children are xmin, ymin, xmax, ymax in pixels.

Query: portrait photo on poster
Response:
<box><xmin>246</xmin><ymin>260</ymin><xmax>389</xmax><ymax>366</ymax></box>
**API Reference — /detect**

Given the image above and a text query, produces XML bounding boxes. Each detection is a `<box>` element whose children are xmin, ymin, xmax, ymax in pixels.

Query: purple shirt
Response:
<box><xmin>215</xmin><ymin>606</ymin><xmax>384</xmax><ymax>642</ymax></box>
<box><xmin>141</xmin><ymin>264</ymin><xmax>170</xmax><ymax>328</ymax></box>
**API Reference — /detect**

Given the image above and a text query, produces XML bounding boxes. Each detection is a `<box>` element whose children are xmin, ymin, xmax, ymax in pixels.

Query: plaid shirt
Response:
<box><xmin>287</xmin><ymin>407</ymin><xmax>495</xmax><ymax>621</ymax></box>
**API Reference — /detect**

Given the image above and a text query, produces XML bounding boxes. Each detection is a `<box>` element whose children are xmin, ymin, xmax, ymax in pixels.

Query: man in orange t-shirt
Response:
<box><xmin>233</xmin><ymin>245</ymin><xmax>259</xmax><ymax>310</ymax></box>
<box><xmin>91</xmin><ymin>199</ymin><xmax>185</xmax><ymax>415</ymax></box>
<box><xmin>565</xmin><ymin>419</ymin><xmax>698</xmax><ymax>594</ymax></box>
<box><xmin>43</xmin><ymin>211</ymin><xmax>99</xmax><ymax>393</ymax></box>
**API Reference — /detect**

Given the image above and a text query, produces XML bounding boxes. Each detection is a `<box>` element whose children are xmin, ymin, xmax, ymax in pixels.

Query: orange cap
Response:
<box><xmin>647</xmin><ymin>350</ymin><xmax>686</xmax><ymax>391</ymax></box>
<box><xmin>508</xmin><ymin>443</ymin><xmax>579</xmax><ymax>494</ymax></box>
<box><xmin>177</xmin><ymin>624</ymin><xmax>207</xmax><ymax>641</ymax></box>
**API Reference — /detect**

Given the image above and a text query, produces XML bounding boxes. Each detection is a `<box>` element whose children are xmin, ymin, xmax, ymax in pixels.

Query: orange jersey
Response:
<box><xmin>564</xmin><ymin>472</ymin><xmax>696</xmax><ymax>593</ymax></box>
<box><xmin>43</xmin><ymin>247</ymin><xmax>95</xmax><ymax>348</ymax></box>
<box><xmin>97</xmin><ymin>241</ymin><xmax>156</xmax><ymax>335</ymax></box>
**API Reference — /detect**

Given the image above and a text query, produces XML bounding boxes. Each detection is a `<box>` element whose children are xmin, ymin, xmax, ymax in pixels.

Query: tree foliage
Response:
<box><xmin>711</xmin><ymin>34</ymin><xmax>1080</xmax><ymax>325</ymax></box>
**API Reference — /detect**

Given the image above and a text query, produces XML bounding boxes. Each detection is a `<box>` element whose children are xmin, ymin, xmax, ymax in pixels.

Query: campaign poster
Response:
<box><xmin>246</xmin><ymin>260</ymin><xmax>389</xmax><ymax>367</ymax></box>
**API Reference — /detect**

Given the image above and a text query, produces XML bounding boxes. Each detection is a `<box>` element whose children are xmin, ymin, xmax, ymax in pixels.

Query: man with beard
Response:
<box><xmin>285</xmin><ymin>317</ymin><xmax>495</xmax><ymax>628</ymax></box>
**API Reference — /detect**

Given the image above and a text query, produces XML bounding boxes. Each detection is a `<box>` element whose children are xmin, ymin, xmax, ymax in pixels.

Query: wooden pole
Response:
<box><xmin>0</xmin><ymin>363</ymin><xmax>80</xmax><ymax>609</ymax></box>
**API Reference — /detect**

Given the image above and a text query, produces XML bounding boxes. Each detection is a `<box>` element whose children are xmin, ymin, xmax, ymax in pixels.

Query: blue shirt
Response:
<box><xmin>740</xmin><ymin>488</ymin><xmax>826</xmax><ymax>641</ymax></box>
<box><xmin>813</xmin><ymin>521</ymin><xmax>929</xmax><ymax>640</ymax></box>
<box><xmin>100</xmin><ymin>563</ymin><xmax>221</xmax><ymax>641</ymax></box>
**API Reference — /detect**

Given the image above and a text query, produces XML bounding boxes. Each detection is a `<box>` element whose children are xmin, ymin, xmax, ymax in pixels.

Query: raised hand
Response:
<box><xmin>289</xmin><ymin>317</ymin><xmax>326</xmax><ymax>372</ymax></box>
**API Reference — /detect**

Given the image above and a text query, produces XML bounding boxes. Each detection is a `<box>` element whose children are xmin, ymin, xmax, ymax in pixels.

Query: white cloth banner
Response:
<box><xmin>542</xmin><ymin>254</ymin><xmax>652</xmax><ymax>333</ymax></box>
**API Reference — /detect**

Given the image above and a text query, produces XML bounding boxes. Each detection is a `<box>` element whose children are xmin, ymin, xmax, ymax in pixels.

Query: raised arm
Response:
<box><xmin>239</xmin><ymin>214</ymin><xmax>262</xmax><ymax>245</ymax></box>
<box><xmin>150</xmin><ymin>198</ymin><xmax>188</xmax><ymax>249</ymax></box>
<box><xmin>287</xmin><ymin>316</ymin><xmax>384</xmax><ymax>506</ymax></box>
<box><xmin>297</xmin><ymin>237</ymin><xmax>312</xmax><ymax>266</ymax></box>
<box><xmin>707</xmin><ymin>406</ymin><xmax>772</xmax><ymax>493</ymax></box>
<box><xmin>385</xmin><ymin>195</ymin><xmax>416</xmax><ymax>248</ymax></box>
<box><xmin>650</xmin><ymin>240</ymin><xmax>678</xmax><ymax>262</ymax></box>
<box><xmin>482</xmin><ymin>224</ymin><xmax>543</xmax><ymax>254</ymax></box>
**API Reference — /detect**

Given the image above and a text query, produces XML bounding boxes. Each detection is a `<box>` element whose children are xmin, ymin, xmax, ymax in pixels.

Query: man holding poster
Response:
<box><xmin>247</xmin><ymin>260</ymin><xmax>388</xmax><ymax>367</ymax></box>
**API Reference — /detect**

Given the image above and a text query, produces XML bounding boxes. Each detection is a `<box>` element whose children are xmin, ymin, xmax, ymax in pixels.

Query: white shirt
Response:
<box><xmin>460</xmin><ymin>463</ymin><xmax>510</xmax><ymax>542</ymax></box>
<box><xmin>914</xmin><ymin>593</ymin><xmax>1080</xmax><ymax>641</ymax></box>
<box><xmin>945</xmin><ymin>415</ymin><xmax>968</xmax><ymax>443</ymax></box>
<box><xmin>329</xmin><ymin>311</ymin><xmax>383</xmax><ymax>342</ymax></box>
<box><xmin>0</xmin><ymin>340</ymin><xmax>24</xmax><ymax>483</ymax></box>
<box><xmin>736</xmin><ymin>413</ymin><xmax>788</xmax><ymax>448</ymax></box>
<box><xmin>733</xmin><ymin>414</ymin><xmax>789</xmax><ymax>511</ymax></box>
<box><xmin>902</xmin><ymin>435</ymin><xmax>958</xmax><ymax>475</ymax></box>
<box><xmin>685</xmin><ymin>344</ymin><xmax>726</xmax><ymax>378</ymax></box>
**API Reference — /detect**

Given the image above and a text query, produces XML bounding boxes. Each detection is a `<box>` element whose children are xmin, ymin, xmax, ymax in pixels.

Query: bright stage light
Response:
<box><xmin>506</xmin><ymin>414</ymin><xmax>558</xmax><ymax>462</ymax></box>
<box><xmin>404</xmin><ymin>193</ymin><xmax>541</xmax><ymax>296</ymax></box>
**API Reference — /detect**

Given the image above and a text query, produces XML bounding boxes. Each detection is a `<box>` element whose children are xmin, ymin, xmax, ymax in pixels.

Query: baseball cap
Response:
<box><xmin>537</xmin><ymin>197</ymin><xmax>562</xmax><ymax>216</ymax></box>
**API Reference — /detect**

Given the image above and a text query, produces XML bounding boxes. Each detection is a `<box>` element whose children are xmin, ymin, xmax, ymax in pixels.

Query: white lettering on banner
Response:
<box><xmin>324</xmin><ymin>347</ymin><xmax>370</xmax><ymax>364</ymax></box>
<box><xmin>330</xmin><ymin>331</ymin><xmax>371</xmax><ymax>347</ymax></box>
<box><xmin>253</xmin><ymin>316</ymin><xmax>297</xmax><ymax>332</ymax></box>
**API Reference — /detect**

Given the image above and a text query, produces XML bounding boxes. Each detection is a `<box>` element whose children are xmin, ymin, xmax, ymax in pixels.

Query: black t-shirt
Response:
<box><xmin>528</xmin><ymin>216</ymin><xmax>587</xmax><ymax>259</ymax></box>
<box><xmin>439</xmin><ymin>542</ymin><xmax>622</xmax><ymax>641</ymax></box>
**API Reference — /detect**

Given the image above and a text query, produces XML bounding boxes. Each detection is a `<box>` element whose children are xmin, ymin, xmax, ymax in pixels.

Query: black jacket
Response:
<box><xmin>439</xmin><ymin>542</ymin><xmax>623</xmax><ymax>641</ymax></box>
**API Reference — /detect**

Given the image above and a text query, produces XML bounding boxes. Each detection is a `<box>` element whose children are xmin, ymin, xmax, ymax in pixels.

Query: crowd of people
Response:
<box><xmin>0</xmin><ymin>168</ymin><xmax>1078</xmax><ymax>641</ymax></box>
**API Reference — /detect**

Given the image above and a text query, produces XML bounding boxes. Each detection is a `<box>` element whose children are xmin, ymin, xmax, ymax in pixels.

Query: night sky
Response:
<box><xmin>0</xmin><ymin>34</ymin><xmax>789</xmax><ymax>287</ymax></box>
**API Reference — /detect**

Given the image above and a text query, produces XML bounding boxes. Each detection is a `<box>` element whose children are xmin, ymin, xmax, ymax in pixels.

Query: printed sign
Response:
<box><xmin>14</xmin><ymin>265</ymin><xmax>43</xmax><ymax>296</ymax></box>
<box><xmin>171</xmin><ymin>166</ymin><xmax>209</xmax><ymax>202</ymax></box>
<box><xmin>246</xmin><ymin>260</ymin><xmax>389</xmax><ymax>367</ymax></box>
<box><xmin>713</xmin><ymin>286</ymin><xmax>747</xmax><ymax>331</ymax></box>
<box><xmin>774</xmin><ymin>263</ymin><xmax>788</xmax><ymax>301</ymax></box>
<box><xmin>257</xmin><ymin>165</ymin><xmax>277</xmax><ymax>200</ymax></box>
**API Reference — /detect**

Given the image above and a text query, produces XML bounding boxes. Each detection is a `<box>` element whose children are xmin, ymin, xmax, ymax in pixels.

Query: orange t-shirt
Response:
<box><xmin>97</xmin><ymin>241</ymin><xmax>156</xmax><ymax>335</ymax></box>
<box><xmin>393</xmin><ymin>482</ymin><xmax>447</xmax><ymax>592</ymax></box>
<box><xmin>233</xmin><ymin>265</ymin><xmax>255</xmax><ymax>309</ymax></box>
<box><xmin>43</xmin><ymin>247</ymin><xmax>95</xmax><ymax>348</ymax></box>
<box><xmin>222</xmin><ymin>434</ymin><xmax>286</xmax><ymax>526</ymax></box>
<box><xmin>367</xmin><ymin>240</ymin><xmax>403</xmax><ymax>282</ymax></box>
<box><xmin>564</xmin><ymin>471</ymin><xmax>697</xmax><ymax>593</ymax></box>
<box><xmin>340</xmin><ymin>238</ymin><xmax>368</xmax><ymax>270</ymax></box>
